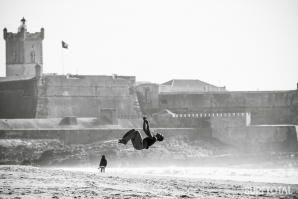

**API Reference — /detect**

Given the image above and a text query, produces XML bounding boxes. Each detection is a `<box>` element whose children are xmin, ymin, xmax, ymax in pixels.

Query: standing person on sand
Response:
<box><xmin>99</xmin><ymin>155</ymin><xmax>107</xmax><ymax>173</ymax></box>
<box><xmin>118</xmin><ymin>117</ymin><xmax>164</xmax><ymax>150</ymax></box>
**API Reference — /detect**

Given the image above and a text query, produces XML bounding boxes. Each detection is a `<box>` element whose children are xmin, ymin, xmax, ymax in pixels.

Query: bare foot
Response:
<box><xmin>118</xmin><ymin>139</ymin><xmax>127</xmax><ymax>145</ymax></box>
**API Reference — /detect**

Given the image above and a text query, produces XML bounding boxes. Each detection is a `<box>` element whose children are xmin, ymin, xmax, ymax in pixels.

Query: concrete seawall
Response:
<box><xmin>151</xmin><ymin>111</ymin><xmax>298</xmax><ymax>152</ymax></box>
<box><xmin>211</xmin><ymin>125</ymin><xmax>298</xmax><ymax>152</ymax></box>
<box><xmin>0</xmin><ymin>128</ymin><xmax>210</xmax><ymax>145</ymax></box>
<box><xmin>0</xmin><ymin>115</ymin><xmax>297</xmax><ymax>152</ymax></box>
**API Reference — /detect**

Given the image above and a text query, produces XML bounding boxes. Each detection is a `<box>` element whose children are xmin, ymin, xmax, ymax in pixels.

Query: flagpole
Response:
<box><xmin>61</xmin><ymin>41</ymin><xmax>64</xmax><ymax>75</ymax></box>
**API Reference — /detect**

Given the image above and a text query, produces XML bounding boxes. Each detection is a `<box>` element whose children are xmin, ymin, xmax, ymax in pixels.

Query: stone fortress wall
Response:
<box><xmin>1</xmin><ymin>72</ymin><xmax>297</xmax><ymax>152</ymax></box>
<box><xmin>36</xmin><ymin>75</ymin><xmax>136</xmax><ymax>118</ymax></box>
<box><xmin>0</xmin><ymin>74</ymin><xmax>137</xmax><ymax>119</ymax></box>
<box><xmin>137</xmin><ymin>83</ymin><xmax>298</xmax><ymax>125</ymax></box>
<box><xmin>0</xmin><ymin>76</ymin><xmax>38</xmax><ymax>119</ymax></box>
<box><xmin>152</xmin><ymin>110</ymin><xmax>298</xmax><ymax>151</ymax></box>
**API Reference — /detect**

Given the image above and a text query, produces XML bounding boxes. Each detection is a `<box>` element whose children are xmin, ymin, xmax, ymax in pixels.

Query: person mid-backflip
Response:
<box><xmin>118</xmin><ymin>117</ymin><xmax>164</xmax><ymax>150</ymax></box>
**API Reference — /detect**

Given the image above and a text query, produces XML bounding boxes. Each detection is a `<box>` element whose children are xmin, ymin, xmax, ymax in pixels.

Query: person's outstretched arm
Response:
<box><xmin>143</xmin><ymin>119</ymin><xmax>153</xmax><ymax>138</ymax></box>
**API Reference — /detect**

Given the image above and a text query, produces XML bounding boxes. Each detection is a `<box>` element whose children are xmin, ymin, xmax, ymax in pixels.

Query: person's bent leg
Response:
<box><xmin>123</xmin><ymin>129</ymin><xmax>136</xmax><ymax>139</ymax></box>
<box><xmin>121</xmin><ymin>130</ymin><xmax>143</xmax><ymax>150</ymax></box>
<box><xmin>119</xmin><ymin>129</ymin><xmax>136</xmax><ymax>144</ymax></box>
<box><xmin>130</xmin><ymin>130</ymin><xmax>143</xmax><ymax>150</ymax></box>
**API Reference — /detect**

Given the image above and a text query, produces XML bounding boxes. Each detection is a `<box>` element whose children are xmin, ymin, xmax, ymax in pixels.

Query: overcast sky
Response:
<box><xmin>0</xmin><ymin>0</ymin><xmax>297</xmax><ymax>91</ymax></box>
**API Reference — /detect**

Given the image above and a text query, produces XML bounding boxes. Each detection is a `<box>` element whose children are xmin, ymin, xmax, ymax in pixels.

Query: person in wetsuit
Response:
<box><xmin>118</xmin><ymin>117</ymin><xmax>164</xmax><ymax>150</ymax></box>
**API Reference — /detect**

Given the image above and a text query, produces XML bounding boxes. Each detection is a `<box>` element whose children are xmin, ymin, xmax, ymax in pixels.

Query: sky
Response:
<box><xmin>0</xmin><ymin>0</ymin><xmax>297</xmax><ymax>91</ymax></box>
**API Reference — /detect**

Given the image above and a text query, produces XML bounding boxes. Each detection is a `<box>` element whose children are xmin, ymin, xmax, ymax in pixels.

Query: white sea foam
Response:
<box><xmin>58</xmin><ymin>167</ymin><xmax>298</xmax><ymax>184</ymax></box>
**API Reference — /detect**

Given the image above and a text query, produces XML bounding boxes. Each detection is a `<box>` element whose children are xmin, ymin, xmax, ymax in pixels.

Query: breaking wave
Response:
<box><xmin>59</xmin><ymin>166</ymin><xmax>298</xmax><ymax>184</ymax></box>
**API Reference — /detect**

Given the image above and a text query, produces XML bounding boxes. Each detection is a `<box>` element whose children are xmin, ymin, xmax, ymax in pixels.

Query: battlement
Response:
<box><xmin>3</xmin><ymin>31</ymin><xmax>44</xmax><ymax>41</ymax></box>
<box><xmin>43</xmin><ymin>75</ymin><xmax>130</xmax><ymax>87</ymax></box>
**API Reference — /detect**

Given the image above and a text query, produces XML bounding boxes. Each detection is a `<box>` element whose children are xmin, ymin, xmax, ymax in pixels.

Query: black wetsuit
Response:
<box><xmin>120</xmin><ymin>119</ymin><xmax>157</xmax><ymax>150</ymax></box>
<box><xmin>143</xmin><ymin>137</ymin><xmax>157</xmax><ymax>149</ymax></box>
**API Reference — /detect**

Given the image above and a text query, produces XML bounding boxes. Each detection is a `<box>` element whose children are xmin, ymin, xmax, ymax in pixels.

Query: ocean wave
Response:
<box><xmin>59</xmin><ymin>166</ymin><xmax>298</xmax><ymax>184</ymax></box>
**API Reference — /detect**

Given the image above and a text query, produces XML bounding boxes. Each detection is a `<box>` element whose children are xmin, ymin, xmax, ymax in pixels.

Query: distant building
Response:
<box><xmin>3</xmin><ymin>18</ymin><xmax>44</xmax><ymax>77</ymax></box>
<box><xmin>160</xmin><ymin>79</ymin><xmax>226</xmax><ymax>93</ymax></box>
<box><xmin>136</xmin><ymin>79</ymin><xmax>226</xmax><ymax>115</ymax></box>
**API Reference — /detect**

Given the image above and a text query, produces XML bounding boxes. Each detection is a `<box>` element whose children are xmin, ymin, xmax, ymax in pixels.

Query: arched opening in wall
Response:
<box><xmin>12</xmin><ymin>51</ymin><xmax>16</xmax><ymax>63</ymax></box>
<box><xmin>31</xmin><ymin>51</ymin><xmax>35</xmax><ymax>63</ymax></box>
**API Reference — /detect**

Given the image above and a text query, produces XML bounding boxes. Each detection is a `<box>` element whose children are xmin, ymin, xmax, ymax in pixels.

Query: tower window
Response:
<box><xmin>30</xmin><ymin>51</ymin><xmax>35</xmax><ymax>63</ymax></box>
<box><xmin>12</xmin><ymin>51</ymin><xmax>16</xmax><ymax>63</ymax></box>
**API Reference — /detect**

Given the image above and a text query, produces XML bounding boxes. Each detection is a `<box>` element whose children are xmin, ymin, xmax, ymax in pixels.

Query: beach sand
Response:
<box><xmin>0</xmin><ymin>165</ymin><xmax>297</xmax><ymax>199</ymax></box>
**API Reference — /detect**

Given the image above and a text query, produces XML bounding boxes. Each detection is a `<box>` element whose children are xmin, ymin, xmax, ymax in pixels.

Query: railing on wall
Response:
<box><xmin>171</xmin><ymin>112</ymin><xmax>250</xmax><ymax>118</ymax></box>
<box><xmin>118</xmin><ymin>113</ymin><xmax>143</xmax><ymax>119</ymax></box>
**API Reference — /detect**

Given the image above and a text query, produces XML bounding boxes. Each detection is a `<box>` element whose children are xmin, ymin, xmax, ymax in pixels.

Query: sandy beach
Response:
<box><xmin>1</xmin><ymin>165</ymin><xmax>297</xmax><ymax>199</ymax></box>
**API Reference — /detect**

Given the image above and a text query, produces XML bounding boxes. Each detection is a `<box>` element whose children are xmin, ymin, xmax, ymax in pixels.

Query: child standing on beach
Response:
<box><xmin>99</xmin><ymin>155</ymin><xmax>107</xmax><ymax>173</ymax></box>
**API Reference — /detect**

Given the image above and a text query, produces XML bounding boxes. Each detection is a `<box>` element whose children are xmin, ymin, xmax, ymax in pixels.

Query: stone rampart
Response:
<box><xmin>139</xmin><ymin>90</ymin><xmax>298</xmax><ymax>125</ymax></box>
<box><xmin>35</xmin><ymin>75</ymin><xmax>136</xmax><ymax>118</ymax></box>
<box><xmin>44</xmin><ymin>75</ymin><xmax>130</xmax><ymax>87</ymax></box>
<box><xmin>0</xmin><ymin>76</ymin><xmax>38</xmax><ymax>119</ymax></box>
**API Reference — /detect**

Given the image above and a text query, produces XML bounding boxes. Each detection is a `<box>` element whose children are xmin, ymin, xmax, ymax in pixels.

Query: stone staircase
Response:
<box><xmin>133</xmin><ymin>95</ymin><xmax>142</xmax><ymax>115</ymax></box>
<box><xmin>35</xmin><ymin>84</ymin><xmax>48</xmax><ymax>118</ymax></box>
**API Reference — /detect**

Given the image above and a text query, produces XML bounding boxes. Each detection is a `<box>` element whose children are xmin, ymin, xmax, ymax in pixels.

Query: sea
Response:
<box><xmin>58</xmin><ymin>166</ymin><xmax>298</xmax><ymax>184</ymax></box>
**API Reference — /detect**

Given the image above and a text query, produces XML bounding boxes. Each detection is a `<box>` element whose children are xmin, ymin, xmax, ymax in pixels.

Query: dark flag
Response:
<box><xmin>62</xmin><ymin>41</ymin><xmax>68</xmax><ymax>49</ymax></box>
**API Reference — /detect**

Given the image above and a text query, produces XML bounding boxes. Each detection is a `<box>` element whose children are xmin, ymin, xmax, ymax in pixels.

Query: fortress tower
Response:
<box><xmin>3</xmin><ymin>17</ymin><xmax>44</xmax><ymax>77</ymax></box>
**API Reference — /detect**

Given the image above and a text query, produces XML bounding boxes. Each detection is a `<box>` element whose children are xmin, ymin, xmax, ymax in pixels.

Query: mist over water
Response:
<box><xmin>57</xmin><ymin>166</ymin><xmax>298</xmax><ymax>184</ymax></box>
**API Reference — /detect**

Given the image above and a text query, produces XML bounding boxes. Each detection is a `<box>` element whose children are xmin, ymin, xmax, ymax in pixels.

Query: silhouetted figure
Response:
<box><xmin>99</xmin><ymin>155</ymin><xmax>107</xmax><ymax>173</ymax></box>
<box><xmin>118</xmin><ymin>117</ymin><xmax>164</xmax><ymax>150</ymax></box>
